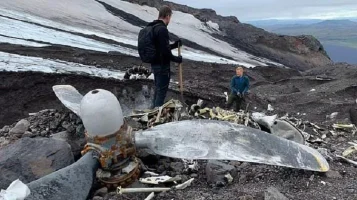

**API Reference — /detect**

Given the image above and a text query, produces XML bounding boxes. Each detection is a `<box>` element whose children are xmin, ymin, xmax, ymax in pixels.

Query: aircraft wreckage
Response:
<box><xmin>24</xmin><ymin>85</ymin><xmax>329</xmax><ymax>200</ymax></box>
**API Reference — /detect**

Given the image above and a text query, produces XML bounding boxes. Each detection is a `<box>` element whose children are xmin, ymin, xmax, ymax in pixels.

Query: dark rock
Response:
<box><xmin>239</xmin><ymin>162</ymin><xmax>250</xmax><ymax>169</ymax></box>
<box><xmin>337</xmin><ymin>137</ymin><xmax>346</xmax><ymax>142</ymax></box>
<box><xmin>190</xmin><ymin>173</ymin><xmax>198</xmax><ymax>178</ymax></box>
<box><xmin>0</xmin><ymin>137</ymin><xmax>74</xmax><ymax>189</ymax></box>
<box><xmin>347</xmin><ymin>189</ymin><xmax>355</xmax><ymax>194</ymax></box>
<box><xmin>0</xmin><ymin>137</ymin><xmax>9</xmax><ymax>147</ymax></box>
<box><xmin>228</xmin><ymin>161</ymin><xmax>241</xmax><ymax>167</ymax></box>
<box><xmin>0</xmin><ymin>125</ymin><xmax>10</xmax><ymax>136</ymax></box>
<box><xmin>267</xmin><ymin>97</ymin><xmax>277</xmax><ymax>103</ymax></box>
<box><xmin>170</xmin><ymin>162</ymin><xmax>184</xmax><ymax>173</ymax></box>
<box><xmin>93</xmin><ymin>187</ymin><xmax>108</xmax><ymax>197</ymax></box>
<box><xmin>22</xmin><ymin>131</ymin><xmax>33</xmax><ymax>138</ymax></box>
<box><xmin>239</xmin><ymin>174</ymin><xmax>248</xmax><ymax>183</ymax></box>
<box><xmin>239</xmin><ymin>195</ymin><xmax>254</xmax><ymax>200</ymax></box>
<box><xmin>137</xmin><ymin>149</ymin><xmax>159</xmax><ymax>165</ymax></box>
<box><xmin>324</xmin><ymin>170</ymin><xmax>342</xmax><ymax>179</ymax></box>
<box><xmin>157</xmin><ymin>165</ymin><xmax>165</xmax><ymax>173</ymax></box>
<box><xmin>350</xmin><ymin>107</ymin><xmax>357</xmax><ymax>126</ymax></box>
<box><xmin>265</xmin><ymin>187</ymin><xmax>288</xmax><ymax>200</ymax></box>
<box><xmin>51</xmin><ymin>131</ymin><xmax>86</xmax><ymax>160</ymax></box>
<box><xmin>205</xmin><ymin>160</ymin><xmax>237</xmax><ymax>186</ymax></box>
<box><xmin>40</xmin><ymin>131</ymin><xmax>47</xmax><ymax>137</ymax></box>
<box><xmin>9</xmin><ymin>119</ymin><xmax>30</xmax><ymax>135</ymax></box>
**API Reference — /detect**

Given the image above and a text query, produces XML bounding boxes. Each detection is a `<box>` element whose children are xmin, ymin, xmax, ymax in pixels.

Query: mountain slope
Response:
<box><xmin>0</xmin><ymin>0</ymin><xmax>331</xmax><ymax>70</ymax></box>
<box><xmin>122</xmin><ymin>0</ymin><xmax>332</xmax><ymax>70</ymax></box>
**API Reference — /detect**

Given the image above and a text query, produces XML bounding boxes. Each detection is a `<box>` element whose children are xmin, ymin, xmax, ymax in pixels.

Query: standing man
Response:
<box><xmin>227</xmin><ymin>66</ymin><xmax>250</xmax><ymax>112</ymax></box>
<box><xmin>145</xmin><ymin>6</ymin><xmax>183</xmax><ymax>108</ymax></box>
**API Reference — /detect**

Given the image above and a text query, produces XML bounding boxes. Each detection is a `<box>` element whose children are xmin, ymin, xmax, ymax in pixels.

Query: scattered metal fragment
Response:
<box><xmin>267</xmin><ymin>104</ymin><xmax>274</xmax><ymax>111</ymax></box>
<box><xmin>182</xmin><ymin>159</ymin><xmax>199</xmax><ymax>172</ymax></box>
<box><xmin>96</xmin><ymin>169</ymin><xmax>111</xmax><ymax>179</ymax></box>
<box><xmin>175</xmin><ymin>178</ymin><xmax>195</xmax><ymax>190</ymax></box>
<box><xmin>139</xmin><ymin>175</ymin><xmax>181</xmax><ymax>185</ymax></box>
<box><xmin>123</xmin><ymin>66</ymin><xmax>151</xmax><ymax>80</ymax></box>
<box><xmin>332</xmin><ymin>124</ymin><xmax>355</xmax><ymax>130</ymax></box>
<box><xmin>117</xmin><ymin>187</ymin><xmax>170</xmax><ymax>194</ymax></box>
<box><xmin>336</xmin><ymin>155</ymin><xmax>357</xmax><ymax>167</ymax></box>
<box><xmin>0</xmin><ymin>179</ymin><xmax>30</xmax><ymax>200</ymax></box>
<box><xmin>140</xmin><ymin>176</ymin><xmax>172</xmax><ymax>185</ymax></box>
<box><xmin>144</xmin><ymin>192</ymin><xmax>155</xmax><ymax>200</ymax></box>
<box><xmin>117</xmin><ymin>178</ymin><xmax>195</xmax><ymax>194</ymax></box>
<box><xmin>144</xmin><ymin>171</ymin><xmax>159</xmax><ymax>176</ymax></box>
<box><xmin>127</xmin><ymin>99</ymin><xmax>183</xmax><ymax>129</ymax></box>
<box><xmin>342</xmin><ymin>145</ymin><xmax>357</xmax><ymax>157</ymax></box>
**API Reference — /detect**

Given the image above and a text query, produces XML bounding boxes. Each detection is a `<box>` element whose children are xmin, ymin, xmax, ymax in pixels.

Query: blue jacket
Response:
<box><xmin>230</xmin><ymin>75</ymin><xmax>250</xmax><ymax>94</ymax></box>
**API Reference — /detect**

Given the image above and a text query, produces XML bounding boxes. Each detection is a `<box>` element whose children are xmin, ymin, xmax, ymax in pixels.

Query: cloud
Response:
<box><xmin>166</xmin><ymin>0</ymin><xmax>357</xmax><ymax>21</ymax></box>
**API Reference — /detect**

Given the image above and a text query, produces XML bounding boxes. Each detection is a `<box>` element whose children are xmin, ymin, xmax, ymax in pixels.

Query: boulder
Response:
<box><xmin>205</xmin><ymin>160</ymin><xmax>237</xmax><ymax>186</ymax></box>
<box><xmin>51</xmin><ymin>131</ymin><xmax>86</xmax><ymax>160</ymax></box>
<box><xmin>350</xmin><ymin>107</ymin><xmax>357</xmax><ymax>126</ymax></box>
<box><xmin>324</xmin><ymin>170</ymin><xmax>342</xmax><ymax>179</ymax></box>
<box><xmin>265</xmin><ymin>187</ymin><xmax>288</xmax><ymax>200</ymax></box>
<box><xmin>9</xmin><ymin>119</ymin><xmax>30</xmax><ymax>135</ymax></box>
<box><xmin>0</xmin><ymin>137</ymin><xmax>74</xmax><ymax>189</ymax></box>
<box><xmin>0</xmin><ymin>137</ymin><xmax>10</xmax><ymax>148</ymax></box>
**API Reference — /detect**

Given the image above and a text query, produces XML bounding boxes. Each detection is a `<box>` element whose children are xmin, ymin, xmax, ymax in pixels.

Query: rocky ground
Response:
<box><xmin>0</xmin><ymin>42</ymin><xmax>356</xmax><ymax>200</ymax></box>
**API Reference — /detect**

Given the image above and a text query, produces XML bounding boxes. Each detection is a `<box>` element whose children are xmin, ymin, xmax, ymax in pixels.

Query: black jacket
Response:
<box><xmin>147</xmin><ymin>20</ymin><xmax>181</xmax><ymax>67</ymax></box>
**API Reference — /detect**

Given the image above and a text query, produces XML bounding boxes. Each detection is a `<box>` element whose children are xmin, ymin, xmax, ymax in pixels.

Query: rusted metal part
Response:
<box><xmin>81</xmin><ymin>121</ymin><xmax>140</xmax><ymax>187</ymax></box>
<box><xmin>98</xmin><ymin>157</ymin><xmax>141</xmax><ymax>189</ymax></box>
<box><xmin>81</xmin><ymin>122</ymin><xmax>136</xmax><ymax>170</ymax></box>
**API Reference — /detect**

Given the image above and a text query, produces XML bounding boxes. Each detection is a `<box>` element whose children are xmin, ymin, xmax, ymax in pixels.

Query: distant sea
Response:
<box><xmin>323</xmin><ymin>44</ymin><xmax>357</xmax><ymax>64</ymax></box>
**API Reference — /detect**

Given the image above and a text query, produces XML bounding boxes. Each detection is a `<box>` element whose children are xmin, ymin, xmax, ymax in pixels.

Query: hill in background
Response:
<box><xmin>249</xmin><ymin>19</ymin><xmax>357</xmax><ymax>64</ymax></box>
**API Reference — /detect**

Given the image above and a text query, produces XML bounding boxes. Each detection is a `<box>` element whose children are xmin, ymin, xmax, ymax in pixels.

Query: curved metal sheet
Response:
<box><xmin>26</xmin><ymin>152</ymin><xmax>99</xmax><ymax>200</ymax></box>
<box><xmin>135</xmin><ymin>120</ymin><xmax>329</xmax><ymax>172</ymax></box>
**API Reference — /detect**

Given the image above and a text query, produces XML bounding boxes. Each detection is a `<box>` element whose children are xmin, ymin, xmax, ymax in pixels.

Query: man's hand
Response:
<box><xmin>173</xmin><ymin>39</ymin><xmax>183</xmax><ymax>47</ymax></box>
<box><xmin>237</xmin><ymin>92</ymin><xmax>241</xmax><ymax>97</ymax></box>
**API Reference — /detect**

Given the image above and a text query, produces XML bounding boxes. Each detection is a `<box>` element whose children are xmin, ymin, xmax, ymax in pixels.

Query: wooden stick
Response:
<box><xmin>178</xmin><ymin>45</ymin><xmax>183</xmax><ymax>96</ymax></box>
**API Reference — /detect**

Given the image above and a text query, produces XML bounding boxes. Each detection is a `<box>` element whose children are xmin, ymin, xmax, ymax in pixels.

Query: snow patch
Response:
<box><xmin>0</xmin><ymin>52</ymin><xmax>128</xmax><ymax>80</ymax></box>
<box><xmin>0</xmin><ymin>0</ymin><xmax>284</xmax><ymax>67</ymax></box>
<box><xmin>0</xmin><ymin>35</ymin><xmax>49</xmax><ymax>47</ymax></box>
<box><xmin>0</xmin><ymin>16</ymin><xmax>138</xmax><ymax>55</ymax></box>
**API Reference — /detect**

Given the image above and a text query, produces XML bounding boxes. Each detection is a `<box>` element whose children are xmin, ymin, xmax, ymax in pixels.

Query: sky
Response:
<box><xmin>167</xmin><ymin>0</ymin><xmax>357</xmax><ymax>21</ymax></box>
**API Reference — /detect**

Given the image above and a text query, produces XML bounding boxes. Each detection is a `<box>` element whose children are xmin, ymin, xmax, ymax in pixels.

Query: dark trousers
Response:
<box><xmin>152</xmin><ymin>65</ymin><xmax>170</xmax><ymax>108</ymax></box>
<box><xmin>227</xmin><ymin>94</ymin><xmax>245</xmax><ymax>112</ymax></box>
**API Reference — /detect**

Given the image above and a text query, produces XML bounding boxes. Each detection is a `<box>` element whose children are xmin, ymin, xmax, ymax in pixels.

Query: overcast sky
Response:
<box><xmin>167</xmin><ymin>0</ymin><xmax>357</xmax><ymax>21</ymax></box>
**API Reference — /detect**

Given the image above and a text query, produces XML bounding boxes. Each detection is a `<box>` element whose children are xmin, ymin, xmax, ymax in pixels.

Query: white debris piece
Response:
<box><xmin>224</xmin><ymin>92</ymin><xmax>229</xmax><ymax>102</ymax></box>
<box><xmin>251</xmin><ymin>112</ymin><xmax>277</xmax><ymax>128</ymax></box>
<box><xmin>0</xmin><ymin>179</ymin><xmax>30</xmax><ymax>200</ymax></box>
<box><xmin>144</xmin><ymin>192</ymin><xmax>155</xmax><ymax>200</ymax></box>
<box><xmin>328</xmin><ymin>112</ymin><xmax>338</xmax><ymax>120</ymax></box>
<box><xmin>143</xmin><ymin>171</ymin><xmax>159</xmax><ymax>176</ymax></box>
<box><xmin>139</xmin><ymin>176</ymin><xmax>181</xmax><ymax>185</ymax></box>
<box><xmin>267</xmin><ymin>104</ymin><xmax>274</xmax><ymax>111</ymax></box>
<box><xmin>175</xmin><ymin>178</ymin><xmax>195</xmax><ymax>190</ymax></box>
<box><xmin>310</xmin><ymin>89</ymin><xmax>316</xmax><ymax>92</ymax></box>
<box><xmin>182</xmin><ymin>159</ymin><xmax>199</xmax><ymax>172</ymax></box>
<box><xmin>225</xmin><ymin>173</ymin><xmax>233</xmax><ymax>184</ymax></box>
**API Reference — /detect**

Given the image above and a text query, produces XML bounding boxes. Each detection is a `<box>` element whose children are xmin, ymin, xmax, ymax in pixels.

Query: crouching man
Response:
<box><xmin>227</xmin><ymin>66</ymin><xmax>250</xmax><ymax>112</ymax></box>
